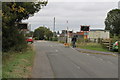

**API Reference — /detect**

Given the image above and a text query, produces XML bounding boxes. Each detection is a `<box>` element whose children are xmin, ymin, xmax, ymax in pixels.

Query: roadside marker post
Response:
<box><xmin>118</xmin><ymin>41</ymin><xmax>120</xmax><ymax>53</ymax></box>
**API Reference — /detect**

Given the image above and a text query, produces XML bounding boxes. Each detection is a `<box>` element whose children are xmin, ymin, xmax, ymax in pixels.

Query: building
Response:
<box><xmin>60</xmin><ymin>30</ymin><xmax>67</xmax><ymax>37</ymax></box>
<box><xmin>75</xmin><ymin>32</ymin><xmax>89</xmax><ymax>39</ymax></box>
<box><xmin>59</xmin><ymin>30</ymin><xmax>73</xmax><ymax>43</ymax></box>
<box><xmin>60</xmin><ymin>30</ymin><xmax>74</xmax><ymax>37</ymax></box>
<box><xmin>58</xmin><ymin>28</ymin><xmax>110</xmax><ymax>43</ymax></box>
<box><xmin>88</xmin><ymin>29</ymin><xmax>110</xmax><ymax>42</ymax></box>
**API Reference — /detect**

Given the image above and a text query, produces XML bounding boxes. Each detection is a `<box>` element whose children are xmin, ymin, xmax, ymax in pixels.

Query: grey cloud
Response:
<box><xmin>23</xmin><ymin>2</ymin><xmax>118</xmax><ymax>32</ymax></box>
<box><xmin>49</xmin><ymin>0</ymin><xmax>119</xmax><ymax>2</ymax></box>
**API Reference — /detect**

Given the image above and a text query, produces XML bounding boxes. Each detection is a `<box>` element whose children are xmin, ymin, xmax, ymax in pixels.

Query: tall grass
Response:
<box><xmin>76</xmin><ymin>42</ymin><xmax>110</xmax><ymax>52</ymax></box>
<box><xmin>2</xmin><ymin>45</ymin><xmax>35</xmax><ymax>78</ymax></box>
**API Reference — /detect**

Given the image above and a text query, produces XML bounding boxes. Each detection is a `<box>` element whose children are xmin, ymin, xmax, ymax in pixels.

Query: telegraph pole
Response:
<box><xmin>66</xmin><ymin>20</ymin><xmax>68</xmax><ymax>43</ymax></box>
<box><xmin>53</xmin><ymin>17</ymin><xmax>55</xmax><ymax>38</ymax></box>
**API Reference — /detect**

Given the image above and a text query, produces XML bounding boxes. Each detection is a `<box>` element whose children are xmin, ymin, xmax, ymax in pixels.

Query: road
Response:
<box><xmin>32</xmin><ymin>41</ymin><xmax>118</xmax><ymax>78</ymax></box>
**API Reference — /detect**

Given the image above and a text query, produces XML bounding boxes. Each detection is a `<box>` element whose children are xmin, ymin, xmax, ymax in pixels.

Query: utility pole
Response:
<box><xmin>66</xmin><ymin>20</ymin><xmax>68</xmax><ymax>43</ymax></box>
<box><xmin>53</xmin><ymin>17</ymin><xmax>55</xmax><ymax>38</ymax></box>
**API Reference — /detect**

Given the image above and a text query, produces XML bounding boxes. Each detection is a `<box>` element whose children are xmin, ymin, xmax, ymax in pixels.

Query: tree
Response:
<box><xmin>33</xmin><ymin>26</ymin><xmax>53</xmax><ymax>40</ymax></box>
<box><xmin>2</xmin><ymin>1</ymin><xmax>48</xmax><ymax>52</ymax></box>
<box><xmin>45</xmin><ymin>30</ymin><xmax>53</xmax><ymax>40</ymax></box>
<box><xmin>105</xmin><ymin>9</ymin><xmax>120</xmax><ymax>36</ymax></box>
<box><xmin>33</xmin><ymin>27</ymin><xmax>45</xmax><ymax>40</ymax></box>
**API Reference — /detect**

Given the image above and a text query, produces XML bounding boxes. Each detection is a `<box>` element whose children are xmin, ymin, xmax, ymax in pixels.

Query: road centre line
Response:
<box><xmin>76</xmin><ymin>66</ymin><xmax>81</xmax><ymax>69</ymax></box>
<box><xmin>86</xmin><ymin>54</ymin><xmax>90</xmax><ymax>56</ymax></box>
<box><xmin>55</xmin><ymin>50</ymin><xmax>58</xmax><ymax>52</ymax></box>
<box><xmin>99</xmin><ymin>58</ymin><xmax>103</xmax><ymax>61</ymax></box>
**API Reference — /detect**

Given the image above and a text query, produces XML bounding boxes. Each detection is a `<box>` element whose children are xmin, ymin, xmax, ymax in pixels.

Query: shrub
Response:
<box><xmin>52</xmin><ymin>37</ymin><xmax>58</xmax><ymax>41</ymax></box>
<box><xmin>2</xmin><ymin>26</ymin><xmax>27</xmax><ymax>52</ymax></box>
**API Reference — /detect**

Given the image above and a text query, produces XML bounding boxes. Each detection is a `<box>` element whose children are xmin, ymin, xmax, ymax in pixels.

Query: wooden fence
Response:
<box><xmin>101</xmin><ymin>39</ymin><xmax>113</xmax><ymax>50</ymax></box>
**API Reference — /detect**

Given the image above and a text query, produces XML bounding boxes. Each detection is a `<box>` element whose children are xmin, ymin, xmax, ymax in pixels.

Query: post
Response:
<box><xmin>52</xmin><ymin>17</ymin><xmax>56</xmax><ymax>41</ymax></box>
<box><xmin>118</xmin><ymin>41</ymin><xmax>120</xmax><ymax>53</ymax></box>
<box><xmin>66</xmin><ymin>20</ymin><xmax>68</xmax><ymax>43</ymax></box>
<box><xmin>67</xmin><ymin>27</ymin><xmax>69</xmax><ymax>43</ymax></box>
<box><xmin>53</xmin><ymin>17</ymin><xmax>55</xmax><ymax>38</ymax></box>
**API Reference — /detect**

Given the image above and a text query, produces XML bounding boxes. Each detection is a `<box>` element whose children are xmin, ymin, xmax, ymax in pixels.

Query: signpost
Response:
<box><xmin>18</xmin><ymin>23</ymin><xmax>28</xmax><ymax>30</ymax></box>
<box><xmin>80</xmin><ymin>25</ymin><xmax>90</xmax><ymax>39</ymax></box>
<box><xmin>64</xmin><ymin>20</ymin><xmax>70</xmax><ymax>47</ymax></box>
<box><xmin>81</xmin><ymin>25</ymin><xmax>90</xmax><ymax>32</ymax></box>
<box><xmin>16</xmin><ymin>23</ymin><xmax>29</xmax><ymax>36</ymax></box>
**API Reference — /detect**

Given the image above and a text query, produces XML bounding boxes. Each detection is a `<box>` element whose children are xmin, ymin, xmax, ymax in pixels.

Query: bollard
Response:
<box><xmin>118</xmin><ymin>41</ymin><xmax>120</xmax><ymax>53</ymax></box>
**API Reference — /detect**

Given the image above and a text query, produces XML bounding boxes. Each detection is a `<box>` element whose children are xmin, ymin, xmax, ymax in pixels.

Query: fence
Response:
<box><xmin>58</xmin><ymin>37</ymin><xmax>72</xmax><ymax>43</ymax></box>
<box><xmin>58</xmin><ymin>37</ymin><xmax>117</xmax><ymax>51</ymax></box>
<box><xmin>101</xmin><ymin>39</ymin><xmax>113</xmax><ymax>50</ymax></box>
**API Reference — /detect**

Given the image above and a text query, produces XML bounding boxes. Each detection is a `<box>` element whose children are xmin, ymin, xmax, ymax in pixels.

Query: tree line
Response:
<box><xmin>33</xmin><ymin>26</ymin><xmax>53</xmax><ymax>40</ymax></box>
<box><xmin>33</xmin><ymin>26</ymin><xmax>59</xmax><ymax>41</ymax></box>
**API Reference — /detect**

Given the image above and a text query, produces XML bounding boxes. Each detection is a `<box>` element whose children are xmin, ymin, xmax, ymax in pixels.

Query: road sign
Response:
<box><xmin>80</xmin><ymin>25</ymin><xmax>90</xmax><ymax>32</ymax></box>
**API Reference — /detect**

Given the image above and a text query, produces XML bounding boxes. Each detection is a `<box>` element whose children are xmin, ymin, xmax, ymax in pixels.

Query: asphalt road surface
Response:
<box><xmin>32</xmin><ymin>41</ymin><xmax>118</xmax><ymax>78</ymax></box>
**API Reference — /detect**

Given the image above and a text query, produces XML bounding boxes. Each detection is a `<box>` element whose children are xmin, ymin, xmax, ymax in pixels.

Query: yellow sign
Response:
<box><xmin>84</xmin><ymin>36</ymin><xmax>87</xmax><ymax>39</ymax></box>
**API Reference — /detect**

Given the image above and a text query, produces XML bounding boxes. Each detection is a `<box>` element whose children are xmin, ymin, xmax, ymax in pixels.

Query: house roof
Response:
<box><xmin>90</xmin><ymin>29</ymin><xmax>108</xmax><ymax>31</ymax></box>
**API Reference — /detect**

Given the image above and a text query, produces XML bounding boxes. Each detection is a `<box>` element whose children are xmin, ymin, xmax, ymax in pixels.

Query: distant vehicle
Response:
<box><xmin>112</xmin><ymin>41</ymin><xmax>119</xmax><ymax>51</ymax></box>
<box><xmin>26</xmin><ymin>37</ymin><xmax>33</xmax><ymax>43</ymax></box>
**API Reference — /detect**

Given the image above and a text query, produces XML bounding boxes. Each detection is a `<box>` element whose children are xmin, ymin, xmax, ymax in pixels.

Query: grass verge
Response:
<box><xmin>76</xmin><ymin>42</ymin><xmax>111</xmax><ymax>52</ymax></box>
<box><xmin>2</xmin><ymin>45</ymin><xmax>35</xmax><ymax>78</ymax></box>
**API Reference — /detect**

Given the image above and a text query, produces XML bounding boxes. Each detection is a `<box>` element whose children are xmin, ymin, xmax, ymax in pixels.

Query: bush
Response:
<box><xmin>77</xmin><ymin>39</ymin><xmax>84</xmax><ymax>43</ymax></box>
<box><xmin>2</xmin><ymin>26</ymin><xmax>27</xmax><ymax>52</ymax></box>
<box><xmin>77</xmin><ymin>38</ymin><xmax>90</xmax><ymax>43</ymax></box>
<box><xmin>52</xmin><ymin>37</ymin><xmax>58</xmax><ymax>41</ymax></box>
<box><xmin>34</xmin><ymin>37</ymin><xmax>39</xmax><ymax>40</ymax></box>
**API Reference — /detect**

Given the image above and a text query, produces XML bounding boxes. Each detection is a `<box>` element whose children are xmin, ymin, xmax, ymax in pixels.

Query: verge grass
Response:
<box><xmin>2</xmin><ymin>45</ymin><xmax>35</xmax><ymax>78</ymax></box>
<box><xmin>76</xmin><ymin>42</ymin><xmax>111</xmax><ymax>52</ymax></box>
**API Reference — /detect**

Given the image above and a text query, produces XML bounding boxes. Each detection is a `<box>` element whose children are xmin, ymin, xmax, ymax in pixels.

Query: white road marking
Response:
<box><xmin>99</xmin><ymin>58</ymin><xmax>103</xmax><ymax>61</ymax></box>
<box><xmin>86</xmin><ymin>54</ymin><xmax>90</xmax><ymax>56</ymax></box>
<box><xmin>77</xmin><ymin>66</ymin><xmax>81</xmax><ymax>69</ymax></box>
<box><xmin>55</xmin><ymin>50</ymin><xmax>58</xmax><ymax>52</ymax></box>
<box><xmin>74</xmin><ymin>64</ymin><xmax>81</xmax><ymax>69</ymax></box>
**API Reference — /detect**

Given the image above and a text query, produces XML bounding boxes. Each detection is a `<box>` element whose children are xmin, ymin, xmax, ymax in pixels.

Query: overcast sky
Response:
<box><xmin>22</xmin><ymin>0</ymin><xmax>119</xmax><ymax>32</ymax></box>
